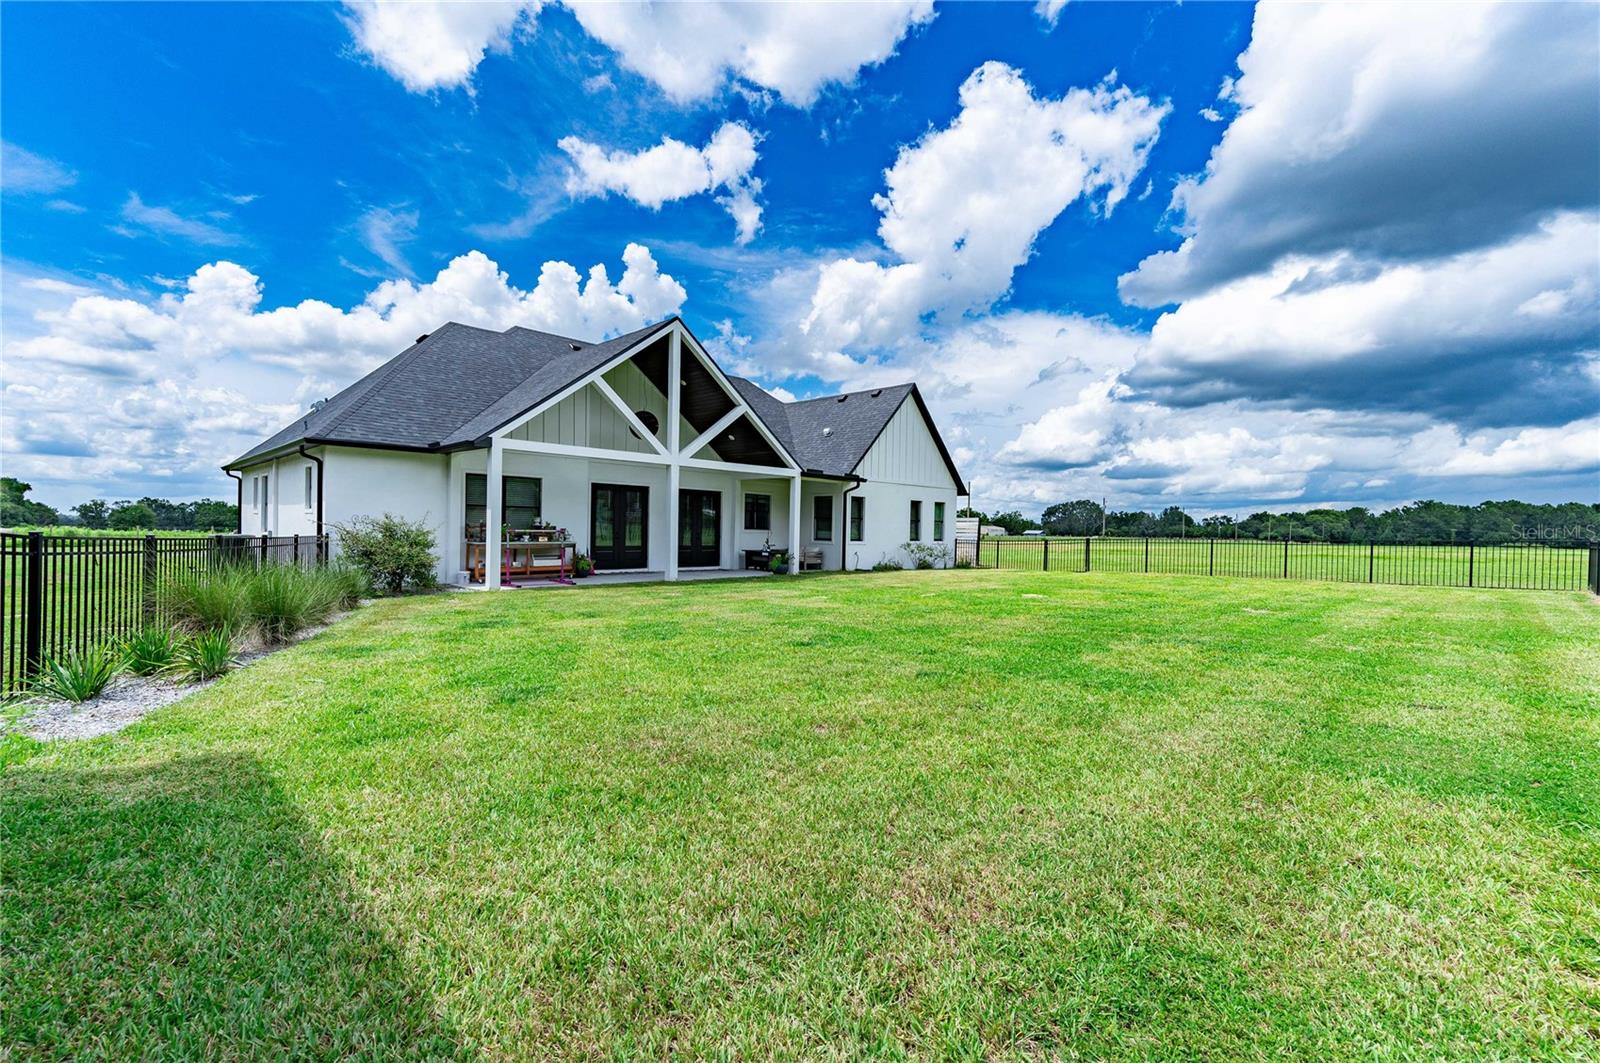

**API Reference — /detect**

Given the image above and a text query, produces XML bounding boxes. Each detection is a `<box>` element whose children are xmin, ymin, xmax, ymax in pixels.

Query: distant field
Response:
<box><xmin>5</xmin><ymin>570</ymin><xmax>1598</xmax><ymax>1059</ymax></box>
<box><xmin>1</xmin><ymin>527</ymin><xmax>214</xmax><ymax>537</ymax></box>
<box><xmin>976</xmin><ymin>535</ymin><xmax>1591</xmax><ymax>591</ymax></box>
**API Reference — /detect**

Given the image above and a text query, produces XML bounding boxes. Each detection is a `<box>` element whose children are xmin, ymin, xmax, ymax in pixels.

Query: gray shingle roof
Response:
<box><xmin>729</xmin><ymin>378</ymin><xmax>965</xmax><ymax>490</ymax></box>
<box><xmin>228</xmin><ymin>318</ymin><xmax>963</xmax><ymax>492</ymax></box>
<box><xmin>226</xmin><ymin>318</ymin><xmax>671</xmax><ymax>467</ymax></box>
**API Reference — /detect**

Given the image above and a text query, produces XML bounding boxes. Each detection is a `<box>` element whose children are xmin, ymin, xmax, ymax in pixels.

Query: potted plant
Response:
<box><xmin>573</xmin><ymin>552</ymin><xmax>594</xmax><ymax>578</ymax></box>
<box><xmin>769</xmin><ymin>551</ymin><xmax>789</xmax><ymax>575</ymax></box>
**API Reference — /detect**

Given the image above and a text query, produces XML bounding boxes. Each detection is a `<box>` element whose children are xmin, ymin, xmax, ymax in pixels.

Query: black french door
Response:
<box><xmin>591</xmin><ymin>483</ymin><xmax>648</xmax><ymax>569</ymax></box>
<box><xmin>678</xmin><ymin>489</ymin><xmax>721</xmax><ymax>568</ymax></box>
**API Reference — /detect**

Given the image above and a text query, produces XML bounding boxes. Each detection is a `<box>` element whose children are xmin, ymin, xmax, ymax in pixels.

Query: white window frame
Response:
<box><xmin>303</xmin><ymin>466</ymin><xmax>314</xmax><ymax>509</ymax></box>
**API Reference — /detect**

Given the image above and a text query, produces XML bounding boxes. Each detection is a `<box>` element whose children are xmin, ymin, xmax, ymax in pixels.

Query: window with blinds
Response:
<box><xmin>466</xmin><ymin>474</ymin><xmax>542</xmax><ymax>530</ymax></box>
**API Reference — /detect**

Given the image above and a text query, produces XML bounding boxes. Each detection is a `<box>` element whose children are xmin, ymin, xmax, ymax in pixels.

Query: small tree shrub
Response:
<box><xmin>333</xmin><ymin>514</ymin><xmax>438</xmax><ymax>595</ymax></box>
<box><xmin>123</xmin><ymin>625</ymin><xmax>180</xmax><ymax>676</ymax></box>
<box><xmin>32</xmin><ymin>643</ymin><xmax>122</xmax><ymax>702</ymax></box>
<box><xmin>174</xmin><ymin>628</ymin><xmax>237</xmax><ymax>682</ymax></box>
<box><xmin>902</xmin><ymin>542</ymin><xmax>950</xmax><ymax>570</ymax></box>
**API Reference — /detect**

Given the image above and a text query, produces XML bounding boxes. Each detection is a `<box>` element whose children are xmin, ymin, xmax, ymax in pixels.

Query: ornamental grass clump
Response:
<box><xmin>173</xmin><ymin>627</ymin><xmax>237</xmax><ymax>682</ymax></box>
<box><xmin>31</xmin><ymin>643</ymin><xmax>122</xmax><ymax>702</ymax></box>
<box><xmin>161</xmin><ymin>565</ymin><xmax>254</xmax><ymax>635</ymax></box>
<box><xmin>246</xmin><ymin>564</ymin><xmax>343</xmax><ymax>644</ymax></box>
<box><xmin>122</xmin><ymin>625</ymin><xmax>180</xmax><ymax>676</ymax></box>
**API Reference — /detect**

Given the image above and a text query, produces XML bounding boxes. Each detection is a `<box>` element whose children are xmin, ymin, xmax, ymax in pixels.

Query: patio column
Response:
<box><xmin>788</xmin><ymin>473</ymin><xmax>802</xmax><ymax>575</ymax></box>
<box><xmin>485</xmin><ymin>437</ymin><xmax>503</xmax><ymax>590</ymax></box>
<box><xmin>666</xmin><ymin>327</ymin><xmax>681</xmax><ymax>582</ymax></box>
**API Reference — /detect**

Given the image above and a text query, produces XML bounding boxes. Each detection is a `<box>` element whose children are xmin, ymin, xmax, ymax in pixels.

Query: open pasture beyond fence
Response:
<box><xmin>0</xmin><ymin>532</ymin><xmax>328</xmax><ymax>694</ymax></box>
<box><xmin>961</xmin><ymin>535</ymin><xmax>1599</xmax><ymax>593</ymax></box>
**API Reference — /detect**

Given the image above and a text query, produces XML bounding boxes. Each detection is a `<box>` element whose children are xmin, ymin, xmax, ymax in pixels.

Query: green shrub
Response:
<box><xmin>123</xmin><ymin>625</ymin><xmax>180</xmax><ymax>676</ymax></box>
<box><xmin>32</xmin><ymin>643</ymin><xmax>122</xmax><ymax>702</ymax></box>
<box><xmin>953</xmin><ymin>557</ymin><xmax>975</xmax><ymax>569</ymax></box>
<box><xmin>769</xmin><ymin>551</ymin><xmax>789</xmax><ymax>574</ymax></box>
<box><xmin>161</xmin><ymin>565</ymin><xmax>253</xmax><ymax>634</ymax></box>
<box><xmin>870</xmin><ymin>559</ymin><xmax>904</xmax><ymax>572</ymax></box>
<box><xmin>331</xmin><ymin>514</ymin><xmax>438</xmax><ymax>595</ymax></box>
<box><xmin>173</xmin><ymin>628</ymin><xmax>237</xmax><ymax>682</ymax></box>
<box><xmin>247</xmin><ymin>564</ymin><xmax>344</xmax><ymax>644</ymax></box>
<box><xmin>902</xmin><ymin>542</ymin><xmax>950</xmax><ymax>570</ymax></box>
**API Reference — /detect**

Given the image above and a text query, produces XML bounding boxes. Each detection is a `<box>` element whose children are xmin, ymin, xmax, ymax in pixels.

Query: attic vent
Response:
<box><xmin>569</xmin><ymin>342</ymin><xmax>583</xmax><ymax>351</ymax></box>
<box><xmin>415</xmin><ymin>333</ymin><xmax>429</xmax><ymax>344</ymax></box>
<box><xmin>822</xmin><ymin>427</ymin><xmax>833</xmax><ymax>437</ymax></box>
<box><xmin>871</xmin><ymin>389</ymin><xmax>882</xmax><ymax>397</ymax></box>
<box><xmin>309</xmin><ymin>398</ymin><xmax>329</xmax><ymax>412</ymax></box>
<box><xmin>836</xmin><ymin>395</ymin><xmax>848</xmax><ymax>403</ymax></box>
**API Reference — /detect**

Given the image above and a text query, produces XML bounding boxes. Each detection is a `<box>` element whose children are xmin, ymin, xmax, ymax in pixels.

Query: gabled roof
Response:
<box><xmin>227</xmin><ymin>317</ymin><xmax>964</xmax><ymax>493</ymax></box>
<box><xmin>226</xmin><ymin>318</ymin><xmax>671</xmax><ymax>468</ymax></box>
<box><xmin>729</xmin><ymin>378</ymin><xmax>966</xmax><ymax>492</ymax></box>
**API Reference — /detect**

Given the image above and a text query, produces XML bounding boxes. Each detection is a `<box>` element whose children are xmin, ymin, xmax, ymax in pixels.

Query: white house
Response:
<box><xmin>224</xmin><ymin>317</ymin><xmax>965</xmax><ymax>585</ymax></box>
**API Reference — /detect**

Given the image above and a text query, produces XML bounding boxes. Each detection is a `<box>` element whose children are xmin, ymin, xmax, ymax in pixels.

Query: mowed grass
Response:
<box><xmin>4</xmin><ymin>571</ymin><xmax>1598</xmax><ymax>1059</ymax></box>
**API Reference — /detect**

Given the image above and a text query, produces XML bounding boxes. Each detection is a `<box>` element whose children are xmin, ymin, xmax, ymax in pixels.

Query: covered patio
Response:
<box><xmin>444</xmin><ymin>320</ymin><xmax>843</xmax><ymax>588</ymax></box>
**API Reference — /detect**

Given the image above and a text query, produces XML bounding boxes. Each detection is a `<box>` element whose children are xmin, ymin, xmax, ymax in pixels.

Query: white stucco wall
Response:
<box><xmin>321</xmin><ymin>448</ymin><xmax>451</xmax><ymax>577</ymax></box>
<box><xmin>237</xmin><ymin>453</ymin><xmax>321</xmax><ymax>538</ymax></box>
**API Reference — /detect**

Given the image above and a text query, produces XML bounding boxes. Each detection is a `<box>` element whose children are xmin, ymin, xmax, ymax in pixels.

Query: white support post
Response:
<box><xmin>485</xmin><ymin>438</ymin><xmax>503</xmax><ymax>590</ymax></box>
<box><xmin>666</xmin><ymin>329</ymin><xmax>681</xmax><ymax>582</ymax></box>
<box><xmin>788</xmin><ymin>474</ymin><xmax>802</xmax><ymax>575</ymax></box>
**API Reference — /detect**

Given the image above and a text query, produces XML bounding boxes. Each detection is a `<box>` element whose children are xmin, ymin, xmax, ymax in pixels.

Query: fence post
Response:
<box><xmin>1368</xmin><ymin>541</ymin><xmax>1374</xmax><ymax>583</ymax></box>
<box><xmin>1590</xmin><ymin>546</ymin><xmax>1599</xmax><ymax>595</ymax></box>
<box><xmin>142</xmin><ymin>534</ymin><xmax>157</xmax><ymax>623</ymax></box>
<box><xmin>1084</xmin><ymin>536</ymin><xmax>1091</xmax><ymax>572</ymax></box>
<box><xmin>292</xmin><ymin>533</ymin><xmax>300</xmax><ymax>565</ymax></box>
<box><xmin>260</xmin><ymin>534</ymin><xmax>268</xmax><ymax>567</ymax></box>
<box><xmin>1467</xmin><ymin>542</ymin><xmax>1474</xmax><ymax>588</ymax></box>
<box><xmin>1282</xmin><ymin>538</ymin><xmax>1289</xmax><ymax>579</ymax></box>
<box><xmin>23</xmin><ymin>532</ymin><xmax>43</xmax><ymax>680</ymax></box>
<box><xmin>1208</xmin><ymin>537</ymin><xmax>1215</xmax><ymax>577</ymax></box>
<box><xmin>1144</xmin><ymin>536</ymin><xmax>1149</xmax><ymax>573</ymax></box>
<box><xmin>1043</xmin><ymin>537</ymin><xmax>1049</xmax><ymax>572</ymax></box>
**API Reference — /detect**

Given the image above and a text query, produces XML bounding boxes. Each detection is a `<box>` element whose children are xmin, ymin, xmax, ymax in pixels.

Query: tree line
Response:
<box><xmin>961</xmin><ymin>499</ymin><xmax>1600</xmax><ymax>545</ymax></box>
<box><xmin>2</xmin><ymin>478</ymin><xmax>238</xmax><ymax>532</ymax></box>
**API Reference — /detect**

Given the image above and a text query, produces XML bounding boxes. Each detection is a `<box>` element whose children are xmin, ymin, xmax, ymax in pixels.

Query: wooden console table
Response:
<box><xmin>467</xmin><ymin>540</ymin><xmax>575</xmax><ymax>584</ymax></box>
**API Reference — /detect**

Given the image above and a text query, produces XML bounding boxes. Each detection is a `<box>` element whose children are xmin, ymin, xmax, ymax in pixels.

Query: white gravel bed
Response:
<box><xmin>10</xmin><ymin>613</ymin><xmax>349</xmax><ymax>743</ymax></box>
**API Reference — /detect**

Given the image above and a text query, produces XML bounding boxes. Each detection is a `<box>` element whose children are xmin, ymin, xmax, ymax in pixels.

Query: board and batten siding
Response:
<box><xmin>505</xmin><ymin>360</ymin><xmax>694</xmax><ymax>455</ymax></box>
<box><xmin>856</xmin><ymin>398</ymin><xmax>958</xmax><ymax>490</ymax></box>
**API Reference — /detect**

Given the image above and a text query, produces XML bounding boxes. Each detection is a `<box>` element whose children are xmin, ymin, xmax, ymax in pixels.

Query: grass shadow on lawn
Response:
<box><xmin>2</xmin><ymin>753</ymin><xmax>466</xmax><ymax>1060</ymax></box>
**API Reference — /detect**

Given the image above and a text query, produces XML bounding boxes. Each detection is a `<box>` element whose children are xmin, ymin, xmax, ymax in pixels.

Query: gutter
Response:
<box><xmin>297</xmin><ymin>444</ymin><xmax>325</xmax><ymax>538</ymax></box>
<box><xmin>839</xmin><ymin>476</ymin><xmax>864</xmax><ymax>571</ymax></box>
<box><xmin>225</xmin><ymin>470</ymin><xmax>242</xmax><ymax>533</ymax></box>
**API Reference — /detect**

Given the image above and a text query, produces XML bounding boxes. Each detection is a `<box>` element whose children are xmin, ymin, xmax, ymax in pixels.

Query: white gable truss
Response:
<box><xmin>477</xmin><ymin>320</ymin><xmax>804</xmax><ymax>584</ymax></box>
<box><xmin>491</xmin><ymin>319</ymin><xmax>801</xmax><ymax>475</ymax></box>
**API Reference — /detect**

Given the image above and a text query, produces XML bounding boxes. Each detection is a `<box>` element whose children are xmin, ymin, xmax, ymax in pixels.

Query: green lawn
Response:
<box><xmin>4</xmin><ymin>571</ymin><xmax>1598</xmax><ymax>1059</ymax></box>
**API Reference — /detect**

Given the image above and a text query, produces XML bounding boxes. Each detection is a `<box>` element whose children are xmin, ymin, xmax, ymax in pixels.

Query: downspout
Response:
<box><xmin>225</xmin><ymin>470</ymin><xmax>242</xmax><ymax>533</ymax></box>
<box><xmin>840</xmin><ymin>476</ymin><xmax>864</xmax><ymax>571</ymax></box>
<box><xmin>297</xmin><ymin>444</ymin><xmax>325</xmax><ymax>538</ymax></box>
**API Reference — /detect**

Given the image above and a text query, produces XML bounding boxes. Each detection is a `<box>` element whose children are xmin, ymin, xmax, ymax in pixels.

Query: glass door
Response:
<box><xmin>590</xmin><ymin>484</ymin><xmax>648</xmax><ymax>569</ymax></box>
<box><xmin>678</xmin><ymin>489</ymin><xmax>721</xmax><ymax>567</ymax></box>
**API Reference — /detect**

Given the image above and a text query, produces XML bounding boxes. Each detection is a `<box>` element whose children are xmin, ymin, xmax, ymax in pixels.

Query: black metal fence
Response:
<box><xmin>0</xmin><ymin>533</ymin><xmax>328</xmax><ymax>695</ymax></box>
<box><xmin>961</xmin><ymin>536</ymin><xmax>1600</xmax><ymax>594</ymax></box>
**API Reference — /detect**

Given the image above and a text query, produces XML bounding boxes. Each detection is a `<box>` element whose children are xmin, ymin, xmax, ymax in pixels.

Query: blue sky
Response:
<box><xmin>3</xmin><ymin>1</ymin><xmax>1596</xmax><ymax>515</ymax></box>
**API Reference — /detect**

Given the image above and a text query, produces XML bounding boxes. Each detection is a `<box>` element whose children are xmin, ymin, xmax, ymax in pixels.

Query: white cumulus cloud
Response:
<box><xmin>560</xmin><ymin>122</ymin><xmax>764</xmax><ymax>244</ymax></box>
<box><xmin>340</xmin><ymin>0</ymin><xmax>540</xmax><ymax>94</ymax></box>
<box><xmin>798</xmin><ymin>62</ymin><xmax>1167</xmax><ymax>355</ymax></box>
<box><xmin>2</xmin><ymin>247</ymin><xmax>687</xmax><ymax>504</ymax></box>
<box><xmin>342</xmin><ymin>0</ymin><xmax>931</xmax><ymax>105</ymax></box>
